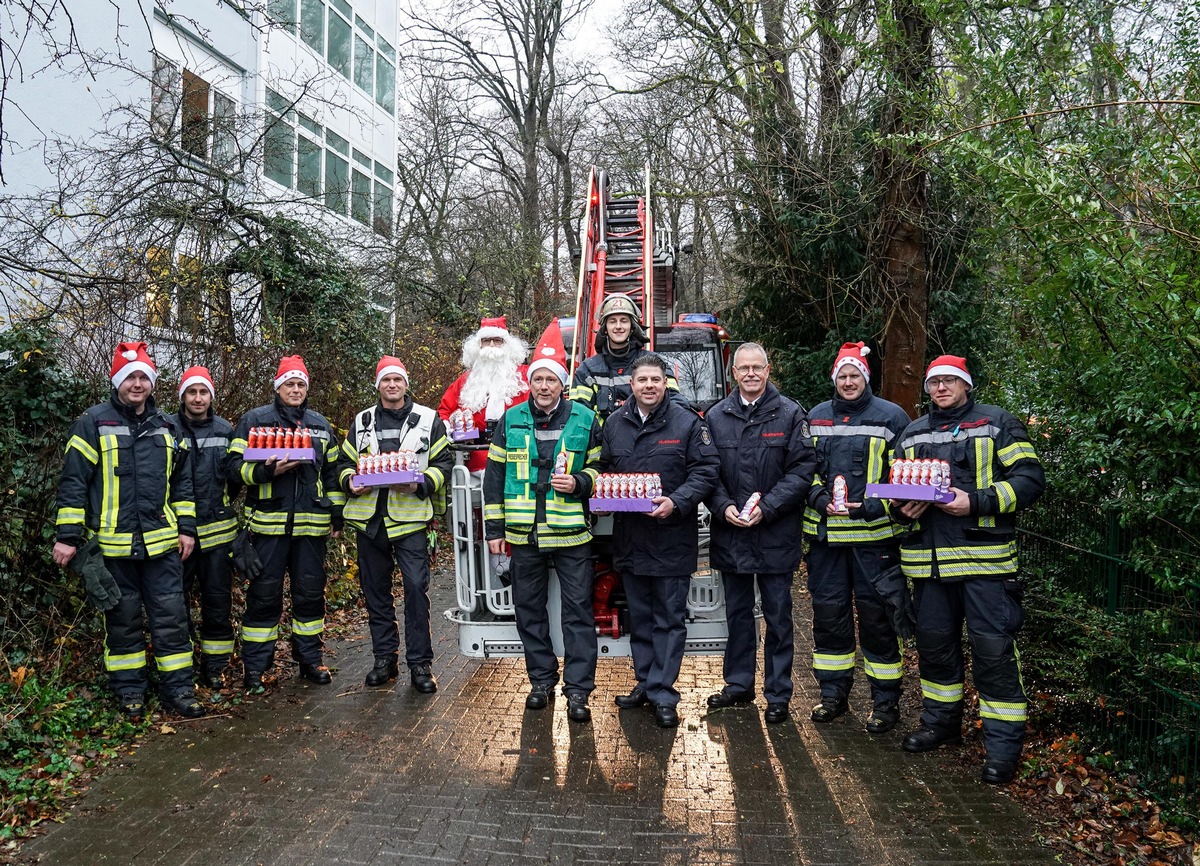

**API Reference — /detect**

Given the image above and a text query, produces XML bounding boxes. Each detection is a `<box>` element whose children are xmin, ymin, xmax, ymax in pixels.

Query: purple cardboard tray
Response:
<box><xmin>865</xmin><ymin>483</ymin><xmax>954</xmax><ymax>503</ymax></box>
<box><xmin>589</xmin><ymin>497</ymin><xmax>656</xmax><ymax>512</ymax></box>
<box><xmin>450</xmin><ymin>428</ymin><xmax>480</xmax><ymax>442</ymax></box>
<box><xmin>352</xmin><ymin>470</ymin><xmax>425</xmax><ymax>487</ymax></box>
<box><xmin>242</xmin><ymin>447</ymin><xmax>316</xmax><ymax>463</ymax></box>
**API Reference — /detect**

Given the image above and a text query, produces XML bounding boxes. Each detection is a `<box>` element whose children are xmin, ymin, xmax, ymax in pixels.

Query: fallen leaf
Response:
<box><xmin>261</xmin><ymin>774</ymin><xmax>271</xmax><ymax>784</ymax></box>
<box><xmin>1055</xmin><ymin>777</ymin><xmax>1065</xmax><ymax>795</ymax></box>
<box><xmin>159</xmin><ymin>724</ymin><xmax>176</xmax><ymax>735</ymax></box>
<box><xmin>614</xmin><ymin>782</ymin><xmax>635</xmax><ymax>791</ymax></box>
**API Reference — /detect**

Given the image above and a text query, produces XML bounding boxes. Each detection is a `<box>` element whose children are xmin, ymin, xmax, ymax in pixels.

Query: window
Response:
<box><xmin>299</xmin><ymin>0</ymin><xmax>324</xmax><ymax>53</ymax></box>
<box><xmin>327</xmin><ymin>6</ymin><xmax>351</xmax><ymax>78</ymax></box>
<box><xmin>375</xmin><ymin>41</ymin><xmax>395</xmax><ymax>114</ymax></box>
<box><xmin>212</xmin><ymin>91</ymin><xmax>237</xmax><ymax>166</ymax></box>
<box><xmin>150</xmin><ymin>54</ymin><xmax>180</xmax><ymax>140</ymax></box>
<box><xmin>181</xmin><ymin>70</ymin><xmax>211</xmax><ymax>159</ymax></box>
<box><xmin>268</xmin><ymin>0</ymin><xmax>296</xmax><ymax>33</ymax></box>
<box><xmin>373</xmin><ymin>161</ymin><xmax>393</xmax><ymax>237</ymax></box>
<box><xmin>325</xmin><ymin>130</ymin><xmax>350</xmax><ymax>214</ymax></box>
<box><xmin>353</xmin><ymin>33</ymin><xmax>373</xmax><ymax>93</ymax></box>
<box><xmin>263</xmin><ymin>90</ymin><xmax>295</xmax><ymax>187</ymax></box>
<box><xmin>297</xmin><ymin>135</ymin><xmax>323</xmax><ymax>197</ymax></box>
<box><xmin>146</xmin><ymin>248</ymin><xmax>173</xmax><ymax>329</ymax></box>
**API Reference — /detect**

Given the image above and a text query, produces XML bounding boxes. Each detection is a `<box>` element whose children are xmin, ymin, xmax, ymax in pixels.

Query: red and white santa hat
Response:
<box><xmin>831</xmin><ymin>341</ymin><xmax>871</xmax><ymax>382</ymax></box>
<box><xmin>526</xmin><ymin>319</ymin><xmax>568</xmax><ymax>386</ymax></box>
<box><xmin>476</xmin><ymin>315</ymin><xmax>509</xmax><ymax>343</ymax></box>
<box><xmin>273</xmin><ymin>355</ymin><xmax>310</xmax><ymax>390</ymax></box>
<box><xmin>178</xmin><ymin>365</ymin><xmax>215</xmax><ymax>398</ymax></box>
<box><xmin>374</xmin><ymin>355</ymin><xmax>409</xmax><ymax>388</ymax></box>
<box><xmin>110</xmin><ymin>341</ymin><xmax>157</xmax><ymax>389</ymax></box>
<box><xmin>925</xmin><ymin>355</ymin><xmax>973</xmax><ymax>388</ymax></box>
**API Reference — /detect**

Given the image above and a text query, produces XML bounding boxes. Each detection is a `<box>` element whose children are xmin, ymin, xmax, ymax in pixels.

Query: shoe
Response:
<box><xmin>198</xmin><ymin>668</ymin><xmax>227</xmax><ymax>690</ymax></box>
<box><xmin>764</xmin><ymin>703</ymin><xmax>790</xmax><ymax>724</ymax></box>
<box><xmin>810</xmin><ymin>696</ymin><xmax>849</xmax><ymax>723</ymax></box>
<box><xmin>409</xmin><ymin>664</ymin><xmax>437</xmax><ymax>694</ymax></box>
<box><xmin>243</xmin><ymin>670</ymin><xmax>267</xmax><ymax>694</ymax></box>
<box><xmin>526</xmin><ymin>684</ymin><xmax>552</xmax><ymax>710</ymax></box>
<box><xmin>615</xmin><ymin>684</ymin><xmax>649</xmax><ymax>709</ymax></box>
<box><xmin>365</xmin><ymin>658</ymin><xmax>399</xmax><ymax>688</ymax></box>
<box><xmin>298</xmin><ymin>663</ymin><xmax>332</xmax><ymax>685</ymax></box>
<box><xmin>901</xmin><ymin>724</ymin><xmax>963</xmax><ymax>753</ymax></box>
<box><xmin>866</xmin><ymin>703</ymin><xmax>900</xmax><ymax>734</ymax></box>
<box><xmin>163</xmin><ymin>691</ymin><xmax>206</xmax><ymax>719</ymax></box>
<box><xmin>654</xmin><ymin>704</ymin><xmax>680</xmax><ymax>728</ymax></box>
<box><xmin>981</xmin><ymin>760</ymin><xmax>1018</xmax><ymax>785</ymax></box>
<box><xmin>707</xmin><ymin>689</ymin><xmax>755</xmax><ymax>709</ymax></box>
<box><xmin>567</xmin><ymin>694</ymin><xmax>591</xmax><ymax>723</ymax></box>
<box><xmin>118</xmin><ymin>693</ymin><xmax>145</xmax><ymax>722</ymax></box>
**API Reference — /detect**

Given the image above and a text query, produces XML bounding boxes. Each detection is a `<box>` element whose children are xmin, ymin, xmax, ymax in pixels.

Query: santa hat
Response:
<box><xmin>110</xmin><ymin>341</ymin><xmax>157</xmax><ymax>388</ymax></box>
<box><xmin>526</xmin><ymin>319</ymin><xmax>568</xmax><ymax>386</ymax></box>
<box><xmin>178</xmin><ymin>365</ymin><xmax>215</xmax><ymax>398</ymax></box>
<box><xmin>925</xmin><ymin>355</ymin><xmax>973</xmax><ymax>388</ymax></box>
<box><xmin>476</xmin><ymin>315</ymin><xmax>510</xmax><ymax>343</ymax></box>
<box><xmin>831</xmin><ymin>341</ymin><xmax>871</xmax><ymax>382</ymax></box>
<box><xmin>273</xmin><ymin>355</ymin><xmax>310</xmax><ymax>389</ymax></box>
<box><xmin>375</xmin><ymin>355</ymin><xmax>409</xmax><ymax>388</ymax></box>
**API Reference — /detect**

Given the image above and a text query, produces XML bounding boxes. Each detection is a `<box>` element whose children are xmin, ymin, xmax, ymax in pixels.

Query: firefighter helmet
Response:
<box><xmin>598</xmin><ymin>293</ymin><xmax>641</xmax><ymax>324</ymax></box>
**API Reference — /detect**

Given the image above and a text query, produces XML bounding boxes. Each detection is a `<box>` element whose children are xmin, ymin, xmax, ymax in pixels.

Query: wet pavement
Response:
<box><xmin>20</xmin><ymin>575</ymin><xmax>1055</xmax><ymax>865</ymax></box>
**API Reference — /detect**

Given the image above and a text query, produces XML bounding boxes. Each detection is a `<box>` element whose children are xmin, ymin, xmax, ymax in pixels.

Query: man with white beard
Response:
<box><xmin>438</xmin><ymin>316</ymin><xmax>531</xmax><ymax>473</ymax></box>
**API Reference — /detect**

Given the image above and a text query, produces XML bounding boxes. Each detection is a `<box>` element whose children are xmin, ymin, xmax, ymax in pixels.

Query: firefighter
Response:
<box><xmin>570</xmin><ymin>293</ymin><xmax>689</xmax><ymax>420</ymax></box>
<box><xmin>706</xmin><ymin>343</ymin><xmax>815</xmax><ymax>724</ymax></box>
<box><xmin>338</xmin><ymin>356</ymin><xmax>451</xmax><ymax>692</ymax></box>
<box><xmin>601</xmin><ymin>353</ymin><xmax>719</xmax><ymax>728</ymax></box>
<box><xmin>52</xmin><ymin>342</ymin><xmax>204</xmax><ymax>720</ymax></box>
<box><xmin>169</xmin><ymin>366</ymin><xmax>240</xmax><ymax>689</ymax></box>
<box><xmin>483</xmin><ymin>323</ymin><xmax>602</xmax><ymax>722</ymax></box>
<box><xmin>892</xmin><ymin>355</ymin><xmax>1045</xmax><ymax>784</ymax></box>
<box><xmin>227</xmin><ymin>356</ymin><xmax>346</xmax><ymax>692</ymax></box>
<box><xmin>803</xmin><ymin>342</ymin><xmax>913</xmax><ymax>732</ymax></box>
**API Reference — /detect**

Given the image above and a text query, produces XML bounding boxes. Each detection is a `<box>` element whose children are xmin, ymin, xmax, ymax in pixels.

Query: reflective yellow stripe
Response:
<box><xmin>173</xmin><ymin>501</ymin><xmax>197</xmax><ymax>518</ymax></box>
<box><xmin>812</xmin><ymin>651</ymin><xmax>855</xmax><ymax>672</ymax></box>
<box><xmin>994</xmin><ymin>481</ymin><xmax>1017</xmax><ymax>514</ymax></box>
<box><xmin>488</xmin><ymin>443</ymin><xmax>507</xmax><ymax>461</ymax></box>
<box><xmin>980</xmin><ymin>699</ymin><xmax>1027</xmax><ymax>722</ymax></box>
<box><xmin>863</xmin><ymin>658</ymin><xmax>903</xmax><ymax>681</ymax></box>
<box><xmin>67</xmin><ymin>435</ymin><xmax>99</xmax><ymax>464</ymax></box>
<box><xmin>921</xmin><ymin>678</ymin><xmax>963</xmax><ymax>702</ymax></box>
<box><xmin>976</xmin><ymin>437</ymin><xmax>996</xmax><ymax>528</ymax></box>
<box><xmin>569</xmin><ymin>383</ymin><xmax>593</xmax><ymax>403</ymax></box>
<box><xmin>56</xmin><ymin>507</ymin><xmax>87</xmax><ymax>526</ymax></box>
<box><xmin>242</xmin><ymin>625</ymin><xmax>279</xmax><ymax>642</ymax></box>
<box><xmin>998</xmin><ymin>441</ymin><xmax>1038</xmax><ymax>466</ymax></box>
<box><xmin>291</xmin><ymin>617</ymin><xmax>324</xmax><ymax>636</ymax></box>
<box><xmin>201</xmin><ymin>639</ymin><xmax>235</xmax><ymax>654</ymax></box>
<box><xmin>155</xmin><ymin>651</ymin><xmax>192</xmax><ymax>672</ymax></box>
<box><xmin>104</xmin><ymin>650</ymin><xmax>146</xmax><ymax>671</ymax></box>
<box><xmin>100</xmin><ymin>435</ymin><xmax>119</xmax><ymax>536</ymax></box>
<box><xmin>483</xmin><ymin>504</ymin><xmax>505</xmax><ymax>521</ymax></box>
<box><xmin>198</xmin><ymin>518</ymin><xmax>238</xmax><ymax>548</ymax></box>
<box><xmin>505</xmin><ymin>527</ymin><xmax>591</xmax><ymax>548</ymax></box>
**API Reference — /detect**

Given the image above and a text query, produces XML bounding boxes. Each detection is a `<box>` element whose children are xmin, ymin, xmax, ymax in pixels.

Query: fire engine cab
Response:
<box><xmin>443</xmin><ymin>165</ymin><xmax>737</xmax><ymax>658</ymax></box>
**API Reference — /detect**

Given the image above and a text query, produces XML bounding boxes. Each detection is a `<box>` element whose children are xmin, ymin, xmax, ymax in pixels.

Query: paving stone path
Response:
<box><xmin>20</xmin><ymin>576</ymin><xmax>1055</xmax><ymax>865</ymax></box>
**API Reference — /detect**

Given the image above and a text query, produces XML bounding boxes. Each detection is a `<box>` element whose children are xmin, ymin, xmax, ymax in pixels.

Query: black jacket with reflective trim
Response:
<box><xmin>570</xmin><ymin>348</ymin><xmax>690</xmax><ymax>419</ymax></box>
<box><xmin>168</xmin><ymin>411</ymin><xmax>239</xmax><ymax>528</ymax></box>
<box><xmin>706</xmin><ymin>384</ymin><xmax>814</xmax><ymax>574</ymax></box>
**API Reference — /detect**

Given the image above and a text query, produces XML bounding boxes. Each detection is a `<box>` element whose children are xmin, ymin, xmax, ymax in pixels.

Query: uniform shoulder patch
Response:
<box><xmin>700</xmin><ymin>425</ymin><xmax>712</xmax><ymax>446</ymax></box>
<box><xmin>801</xmin><ymin>420</ymin><xmax>810</xmax><ymax>438</ymax></box>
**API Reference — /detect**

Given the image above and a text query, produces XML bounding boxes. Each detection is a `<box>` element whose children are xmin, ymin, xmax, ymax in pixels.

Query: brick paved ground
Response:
<box><xmin>19</xmin><ymin>575</ymin><xmax>1055</xmax><ymax>866</ymax></box>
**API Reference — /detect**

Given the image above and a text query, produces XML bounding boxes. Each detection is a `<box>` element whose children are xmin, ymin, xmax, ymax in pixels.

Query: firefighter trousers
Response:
<box><xmin>623</xmin><ymin>573</ymin><xmax>690</xmax><ymax>708</ymax></box>
<box><xmin>721</xmin><ymin>571</ymin><xmax>794</xmax><ymax>704</ymax></box>
<box><xmin>510</xmin><ymin>542</ymin><xmax>597</xmax><ymax>695</ymax></box>
<box><xmin>913</xmin><ymin>576</ymin><xmax>1027</xmax><ymax>764</ymax></box>
<box><xmin>183</xmin><ymin>543</ymin><xmax>234</xmax><ymax>675</ymax></box>
<box><xmin>356</xmin><ymin>528</ymin><xmax>433</xmax><ymax>668</ymax></box>
<box><xmin>241</xmin><ymin>534</ymin><xmax>328</xmax><ymax>672</ymax></box>
<box><xmin>805</xmin><ymin>541</ymin><xmax>903</xmax><ymax>707</ymax></box>
<box><xmin>102</xmin><ymin>553</ymin><xmax>194</xmax><ymax>699</ymax></box>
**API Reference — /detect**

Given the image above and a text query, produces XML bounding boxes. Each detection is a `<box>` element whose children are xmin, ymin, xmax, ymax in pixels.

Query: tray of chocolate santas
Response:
<box><xmin>242</xmin><ymin>427</ymin><xmax>317</xmax><ymax>462</ymax></box>
<box><xmin>865</xmin><ymin>458</ymin><xmax>955</xmax><ymax>503</ymax></box>
<box><xmin>351</xmin><ymin>451</ymin><xmax>425</xmax><ymax>487</ymax></box>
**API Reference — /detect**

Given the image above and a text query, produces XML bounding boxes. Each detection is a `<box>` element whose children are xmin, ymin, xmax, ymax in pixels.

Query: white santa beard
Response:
<box><xmin>459</xmin><ymin>348</ymin><xmax>525</xmax><ymax>415</ymax></box>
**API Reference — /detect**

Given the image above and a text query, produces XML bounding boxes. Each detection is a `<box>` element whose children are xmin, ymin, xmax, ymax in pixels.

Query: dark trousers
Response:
<box><xmin>242</xmin><ymin>534</ymin><xmax>328</xmax><ymax>672</ymax></box>
<box><xmin>623</xmin><ymin>572</ymin><xmax>690</xmax><ymax>707</ymax></box>
<box><xmin>356</xmin><ymin>529</ymin><xmax>433</xmax><ymax>668</ymax></box>
<box><xmin>721</xmin><ymin>571</ymin><xmax>794</xmax><ymax>703</ymax></box>
<box><xmin>805</xmin><ymin>542</ymin><xmax>902</xmax><ymax>707</ymax></box>
<box><xmin>913</xmin><ymin>577</ymin><xmax>1027</xmax><ymax>763</ymax></box>
<box><xmin>183</xmin><ymin>543</ymin><xmax>234</xmax><ymax>674</ymax></box>
<box><xmin>510</xmin><ymin>542</ymin><xmax>597</xmax><ymax>695</ymax></box>
<box><xmin>103</xmin><ymin>553</ymin><xmax>193</xmax><ymax>698</ymax></box>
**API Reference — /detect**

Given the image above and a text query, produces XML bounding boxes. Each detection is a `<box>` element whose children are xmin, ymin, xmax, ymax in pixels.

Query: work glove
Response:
<box><xmin>231</xmin><ymin>529</ymin><xmax>263</xmax><ymax>580</ymax></box>
<box><xmin>70</xmin><ymin>537</ymin><xmax>122</xmax><ymax>611</ymax></box>
<box><xmin>868</xmin><ymin>563</ymin><xmax>917</xmax><ymax>639</ymax></box>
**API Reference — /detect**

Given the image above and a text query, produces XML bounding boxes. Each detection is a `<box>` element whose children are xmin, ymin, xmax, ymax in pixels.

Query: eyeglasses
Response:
<box><xmin>480</xmin><ymin>337</ymin><xmax>505</xmax><ymax>346</ymax></box>
<box><xmin>734</xmin><ymin>364</ymin><xmax>767</xmax><ymax>374</ymax></box>
<box><xmin>926</xmin><ymin>377</ymin><xmax>960</xmax><ymax>390</ymax></box>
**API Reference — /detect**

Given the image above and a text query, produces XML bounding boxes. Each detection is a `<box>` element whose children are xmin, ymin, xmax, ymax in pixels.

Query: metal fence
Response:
<box><xmin>1019</xmin><ymin>494</ymin><xmax>1200</xmax><ymax>801</ymax></box>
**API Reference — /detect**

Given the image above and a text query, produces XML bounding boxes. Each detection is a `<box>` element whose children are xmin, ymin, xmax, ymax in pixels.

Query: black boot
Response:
<box><xmin>365</xmin><ymin>658</ymin><xmax>399</xmax><ymax>687</ymax></box>
<box><xmin>409</xmin><ymin>664</ymin><xmax>437</xmax><ymax>694</ymax></box>
<box><xmin>118</xmin><ymin>692</ymin><xmax>146</xmax><ymax>722</ymax></box>
<box><xmin>299</xmin><ymin>663</ymin><xmax>333</xmax><ymax>685</ymax></box>
<box><xmin>163</xmin><ymin>691</ymin><xmax>206</xmax><ymax>719</ymax></box>
<box><xmin>901</xmin><ymin>724</ymin><xmax>963</xmax><ymax>753</ymax></box>
<box><xmin>567</xmin><ymin>694</ymin><xmax>591</xmax><ymax>723</ymax></box>
<box><xmin>810</xmin><ymin>695</ymin><xmax>848</xmax><ymax>723</ymax></box>
<box><xmin>243</xmin><ymin>670</ymin><xmax>267</xmax><ymax>694</ymax></box>
<box><xmin>866</xmin><ymin>702</ymin><xmax>900</xmax><ymax>734</ymax></box>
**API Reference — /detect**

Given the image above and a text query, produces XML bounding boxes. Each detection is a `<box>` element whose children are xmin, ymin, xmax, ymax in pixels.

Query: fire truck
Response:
<box><xmin>443</xmin><ymin>165</ymin><xmax>736</xmax><ymax>658</ymax></box>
